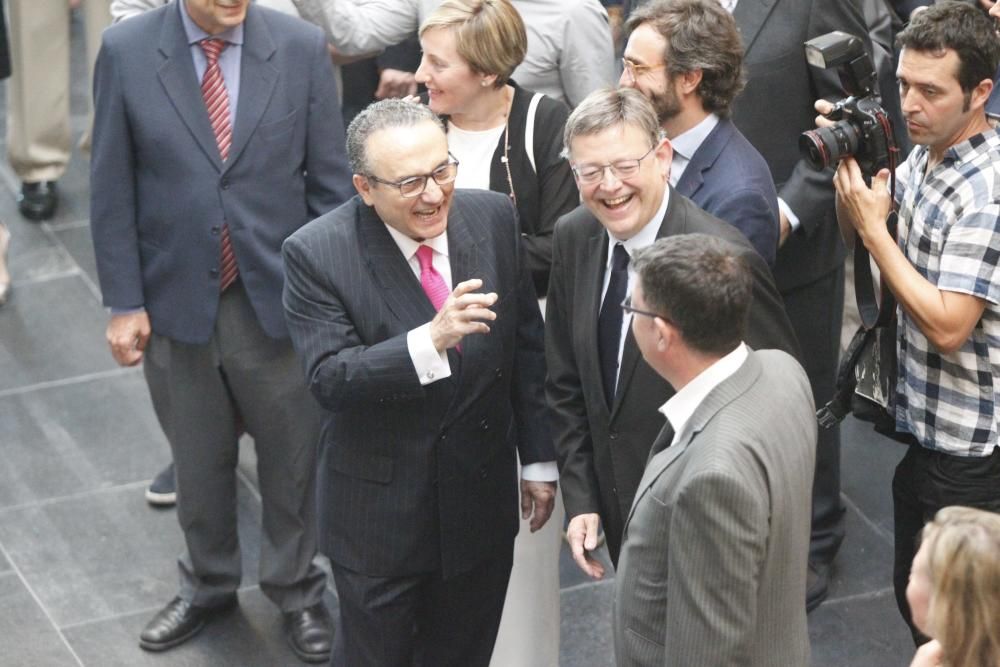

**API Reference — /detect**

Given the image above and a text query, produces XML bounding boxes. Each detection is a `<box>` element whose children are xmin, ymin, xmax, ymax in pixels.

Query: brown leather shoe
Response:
<box><xmin>138</xmin><ymin>595</ymin><xmax>236</xmax><ymax>652</ymax></box>
<box><xmin>283</xmin><ymin>603</ymin><xmax>333</xmax><ymax>663</ymax></box>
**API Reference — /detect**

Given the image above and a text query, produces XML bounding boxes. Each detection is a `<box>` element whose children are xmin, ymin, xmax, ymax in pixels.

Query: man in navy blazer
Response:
<box><xmin>619</xmin><ymin>0</ymin><xmax>779</xmax><ymax>266</ymax></box>
<box><xmin>282</xmin><ymin>100</ymin><xmax>556</xmax><ymax>666</ymax></box>
<box><xmin>89</xmin><ymin>0</ymin><xmax>352</xmax><ymax>659</ymax></box>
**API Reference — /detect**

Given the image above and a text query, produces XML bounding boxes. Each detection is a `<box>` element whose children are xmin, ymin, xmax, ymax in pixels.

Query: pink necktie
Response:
<box><xmin>416</xmin><ymin>245</ymin><xmax>449</xmax><ymax>311</ymax></box>
<box><xmin>199</xmin><ymin>38</ymin><xmax>238</xmax><ymax>292</ymax></box>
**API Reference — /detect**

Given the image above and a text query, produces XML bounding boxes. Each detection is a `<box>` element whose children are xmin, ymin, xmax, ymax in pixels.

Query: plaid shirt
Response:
<box><xmin>893</xmin><ymin>129</ymin><xmax>1000</xmax><ymax>457</ymax></box>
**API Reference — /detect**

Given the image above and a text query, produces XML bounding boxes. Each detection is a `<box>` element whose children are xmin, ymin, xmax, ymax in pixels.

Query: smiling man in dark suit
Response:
<box><xmin>281</xmin><ymin>99</ymin><xmax>556</xmax><ymax>667</ymax></box>
<box><xmin>90</xmin><ymin>0</ymin><xmax>352</xmax><ymax>659</ymax></box>
<box><xmin>619</xmin><ymin>0</ymin><xmax>779</xmax><ymax>266</ymax></box>
<box><xmin>546</xmin><ymin>87</ymin><xmax>800</xmax><ymax>576</ymax></box>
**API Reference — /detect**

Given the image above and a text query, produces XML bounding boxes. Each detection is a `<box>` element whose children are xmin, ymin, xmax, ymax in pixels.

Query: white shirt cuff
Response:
<box><xmin>521</xmin><ymin>461</ymin><xmax>559</xmax><ymax>482</ymax></box>
<box><xmin>408</xmin><ymin>323</ymin><xmax>451</xmax><ymax>385</ymax></box>
<box><xmin>778</xmin><ymin>197</ymin><xmax>801</xmax><ymax>231</ymax></box>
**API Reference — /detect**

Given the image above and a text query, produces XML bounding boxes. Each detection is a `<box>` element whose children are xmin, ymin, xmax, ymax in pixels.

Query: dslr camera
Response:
<box><xmin>799</xmin><ymin>31</ymin><xmax>894</xmax><ymax>175</ymax></box>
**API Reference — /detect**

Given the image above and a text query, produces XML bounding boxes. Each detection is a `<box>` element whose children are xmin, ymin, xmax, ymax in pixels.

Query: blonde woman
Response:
<box><xmin>415</xmin><ymin>0</ymin><xmax>578</xmax><ymax>298</ymax></box>
<box><xmin>907</xmin><ymin>506</ymin><xmax>1000</xmax><ymax>667</ymax></box>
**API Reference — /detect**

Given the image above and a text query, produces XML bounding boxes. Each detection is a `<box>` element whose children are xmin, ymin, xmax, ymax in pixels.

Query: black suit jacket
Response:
<box><xmin>282</xmin><ymin>189</ymin><xmax>552</xmax><ymax>579</ymax></box>
<box><xmin>545</xmin><ymin>188</ymin><xmax>801</xmax><ymax>561</ymax></box>
<box><xmin>732</xmin><ymin>0</ymin><xmax>871</xmax><ymax>292</ymax></box>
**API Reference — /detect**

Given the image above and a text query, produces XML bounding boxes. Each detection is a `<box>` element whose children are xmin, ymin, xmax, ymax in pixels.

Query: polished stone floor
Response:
<box><xmin>0</xmin><ymin>10</ymin><xmax>915</xmax><ymax>667</ymax></box>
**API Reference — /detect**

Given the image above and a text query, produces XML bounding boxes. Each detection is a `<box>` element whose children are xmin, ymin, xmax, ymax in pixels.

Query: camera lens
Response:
<box><xmin>799</xmin><ymin>121</ymin><xmax>860</xmax><ymax>171</ymax></box>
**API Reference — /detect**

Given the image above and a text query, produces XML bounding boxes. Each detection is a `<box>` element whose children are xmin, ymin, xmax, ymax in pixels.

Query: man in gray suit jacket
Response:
<box><xmin>614</xmin><ymin>234</ymin><xmax>816</xmax><ymax>666</ymax></box>
<box><xmin>282</xmin><ymin>100</ymin><xmax>556</xmax><ymax>666</ymax></box>
<box><xmin>89</xmin><ymin>0</ymin><xmax>352</xmax><ymax>659</ymax></box>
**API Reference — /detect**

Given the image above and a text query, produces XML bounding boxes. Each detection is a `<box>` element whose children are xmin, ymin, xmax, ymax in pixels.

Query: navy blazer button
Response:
<box><xmin>211</xmin><ymin>226</ymin><xmax>221</xmax><ymax>235</ymax></box>
<box><xmin>209</xmin><ymin>268</ymin><xmax>219</xmax><ymax>278</ymax></box>
<box><xmin>220</xmin><ymin>179</ymin><xmax>230</xmax><ymax>189</ymax></box>
<box><xmin>480</xmin><ymin>419</ymin><xmax>489</xmax><ymax>430</ymax></box>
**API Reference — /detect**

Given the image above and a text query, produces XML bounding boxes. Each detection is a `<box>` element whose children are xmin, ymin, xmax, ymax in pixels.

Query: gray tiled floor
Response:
<box><xmin>0</xmin><ymin>8</ymin><xmax>918</xmax><ymax>667</ymax></box>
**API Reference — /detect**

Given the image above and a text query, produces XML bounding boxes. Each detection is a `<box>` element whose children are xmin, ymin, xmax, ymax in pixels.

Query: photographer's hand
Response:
<box><xmin>833</xmin><ymin>158</ymin><xmax>892</xmax><ymax>249</ymax></box>
<box><xmin>814</xmin><ymin>99</ymin><xmax>836</xmax><ymax>128</ymax></box>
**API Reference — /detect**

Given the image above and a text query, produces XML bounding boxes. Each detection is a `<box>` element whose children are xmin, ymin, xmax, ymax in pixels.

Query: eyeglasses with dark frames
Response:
<box><xmin>571</xmin><ymin>144</ymin><xmax>656</xmax><ymax>185</ymax></box>
<box><xmin>366</xmin><ymin>155</ymin><xmax>460</xmax><ymax>198</ymax></box>
<box><xmin>621</xmin><ymin>57</ymin><xmax>668</xmax><ymax>82</ymax></box>
<box><xmin>620</xmin><ymin>296</ymin><xmax>671</xmax><ymax>323</ymax></box>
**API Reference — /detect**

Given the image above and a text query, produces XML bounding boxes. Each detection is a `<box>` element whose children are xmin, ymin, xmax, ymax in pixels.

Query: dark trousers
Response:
<box><xmin>891</xmin><ymin>442</ymin><xmax>1000</xmax><ymax>642</ymax></box>
<box><xmin>330</xmin><ymin>547</ymin><xmax>514</xmax><ymax>667</ymax></box>
<box><xmin>782</xmin><ymin>265</ymin><xmax>846</xmax><ymax>564</ymax></box>
<box><xmin>143</xmin><ymin>282</ymin><xmax>326</xmax><ymax>610</ymax></box>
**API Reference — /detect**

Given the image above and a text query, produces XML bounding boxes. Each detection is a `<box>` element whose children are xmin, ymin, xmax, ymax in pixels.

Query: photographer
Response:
<box><xmin>830</xmin><ymin>0</ymin><xmax>1000</xmax><ymax>643</ymax></box>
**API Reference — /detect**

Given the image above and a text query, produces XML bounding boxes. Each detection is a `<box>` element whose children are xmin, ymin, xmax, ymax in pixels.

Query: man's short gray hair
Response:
<box><xmin>562</xmin><ymin>88</ymin><xmax>662</xmax><ymax>160</ymax></box>
<box><xmin>346</xmin><ymin>100</ymin><xmax>445</xmax><ymax>175</ymax></box>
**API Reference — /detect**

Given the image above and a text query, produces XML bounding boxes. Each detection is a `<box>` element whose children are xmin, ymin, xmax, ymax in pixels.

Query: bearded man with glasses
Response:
<box><xmin>545</xmin><ymin>87</ymin><xmax>800</xmax><ymax>576</ymax></box>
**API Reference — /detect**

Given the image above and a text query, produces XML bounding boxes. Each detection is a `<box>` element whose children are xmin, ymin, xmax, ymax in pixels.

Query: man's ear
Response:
<box><xmin>654</xmin><ymin>316</ymin><xmax>675</xmax><ymax>351</ymax></box>
<box><xmin>677</xmin><ymin>69</ymin><xmax>703</xmax><ymax>97</ymax></box>
<box><xmin>969</xmin><ymin>77</ymin><xmax>994</xmax><ymax>113</ymax></box>
<box><xmin>353</xmin><ymin>174</ymin><xmax>374</xmax><ymax>206</ymax></box>
<box><xmin>654</xmin><ymin>137</ymin><xmax>674</xmax><ymax>182</ymax></box>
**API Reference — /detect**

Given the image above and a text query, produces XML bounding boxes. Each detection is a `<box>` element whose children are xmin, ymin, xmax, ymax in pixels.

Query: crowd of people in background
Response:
<box><xmin>1</xmin><ymin>0</ymin><xmax>1000</xmax><ymax>665</ymax></box>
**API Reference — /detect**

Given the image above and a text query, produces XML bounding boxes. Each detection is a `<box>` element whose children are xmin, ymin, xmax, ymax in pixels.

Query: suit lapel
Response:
<box><xmin>583</xmin><ymin>226</ymin><xmax>612</xmax><ymax>418</ymax></box>
<box><xmin>156</xmin><ymin>3</ymin><xmax>223</xmax><ymax>170</ymax></box>
<box><xmin>225</xmin><ymin>6</ymin><xmax>278</xmax><ymax>172</ymax></box>
<box><xmin>674</xmin><ymin>119</ymin><xmax>734</xmax><ymax>200</ymax></box>
<box><xmin>357</xmin><ymin>204</ymin><xmax>438</xmax><ymax>329</ymax></box>
<box><xmin>444</xmin><ymin>205</ymin><xmax>481</xmax><ymax>377</ymax></box>
<box><xmin>732</xmin><ymin>0</ymin><xmax>780</xmax><ymax>54</ymax></box>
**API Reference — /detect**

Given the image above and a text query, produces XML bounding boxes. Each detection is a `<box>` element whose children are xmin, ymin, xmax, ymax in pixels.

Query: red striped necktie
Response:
<box><xmin>199</xmin><ymin>38</ymin><xmax>238</xmax><ymax>292</ymax></box>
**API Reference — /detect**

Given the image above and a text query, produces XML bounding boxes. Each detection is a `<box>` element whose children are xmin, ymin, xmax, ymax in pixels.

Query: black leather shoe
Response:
<box><xmin>17</xmin><ymin>181</ymin><xmax>58</xmax><ymax>222</ymax></box>
<box><xmin>139</xmin><ymin>595</ymin><xmax>236</xmax><ymax>652</ymax></box>
<box><xmin>806</xmin><ymin>561</ymin><xmax>830</xmax><ymax>613</ymax></box>
<box><xmin>284</xmin><ymin>603</ymin><xmax>333</xmax><ymax>663</ymax></box>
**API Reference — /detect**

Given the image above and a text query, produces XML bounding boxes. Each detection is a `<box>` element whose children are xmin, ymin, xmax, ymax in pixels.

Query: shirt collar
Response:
<box><xmin>180</xmin><ymin>0</ymin><xmax>245</xmax><ymax>47</ymax></box>
<box><xmin>658</xmin><ymin>343</ymin><xmax>749</xmax><ymax>443</ymax></box>
<box><xmin>941</xmin><ymin>128</ymin><xmax>1000</xmax><ymax>166</ymax></box>
<box><xmin>670</xmin><ymin>113</ymin><xmax>719</xmax><ymax>162</ymax></box>
<box><xmin>383</xmin><ymin>223</ymin><xmax>450</xmax><ymax>263</ymax></box>
<box><xmin>605</xmin><ymin>186</ymin><xmax>670</xmax><ymax>267</ymax></box>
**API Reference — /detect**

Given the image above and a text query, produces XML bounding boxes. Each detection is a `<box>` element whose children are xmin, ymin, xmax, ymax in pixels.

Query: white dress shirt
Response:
<box><xmin>668</xmin><ymin>113</ymin><xmax>720</xmax><ymax>187</ymax></box>
<box><xmin>658</xmin><ymin>343</ymin><xmax>749</xmax><ymax>448</ymax></box>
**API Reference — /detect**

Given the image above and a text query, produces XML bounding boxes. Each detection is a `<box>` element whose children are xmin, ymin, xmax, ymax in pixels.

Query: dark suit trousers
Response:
<box><xmin>781</xmin><ymin>265</ymin><xmax>846</xmax><ymax>564</ymax></box>
<box><xmin>143</xmin><ymin>282</ymin><xmax>326</xmax><ymax>611</ymax></box>
<box><xmin>330</xmin><ymin>546</ymin><xmax>514</xmax><ymax>667</ymax></box>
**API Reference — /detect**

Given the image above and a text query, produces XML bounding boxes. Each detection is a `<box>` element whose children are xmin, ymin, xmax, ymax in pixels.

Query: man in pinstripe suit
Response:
<box><xmin>281</xmin><ymin>99</ymin><xmax>556</xmax><ymax>666</ymax></box>
<box><xmin>613</xmin><ymin>234</ymin><xmax>816</xmax><ymax>666</ymax></box>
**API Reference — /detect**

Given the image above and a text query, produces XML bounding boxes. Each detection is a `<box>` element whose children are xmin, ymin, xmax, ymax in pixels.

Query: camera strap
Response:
<box><xmin>853</xmin><ymin>109</ymin><xmax>899</xmax><ymax>331</ymax></box>
<box><xmin>853</xmin><ymin>209</ymin><xmax>898</xmax><ymax>329</ymax></box>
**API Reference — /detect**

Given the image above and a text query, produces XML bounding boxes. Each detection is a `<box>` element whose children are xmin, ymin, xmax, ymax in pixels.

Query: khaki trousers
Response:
<box><xmin>7</xmin><ymin>0</ymin><xmax>110</xmax><ymax>181</ymax></box>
